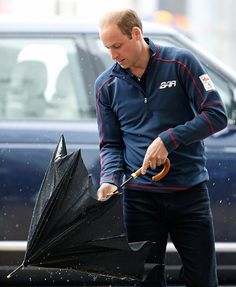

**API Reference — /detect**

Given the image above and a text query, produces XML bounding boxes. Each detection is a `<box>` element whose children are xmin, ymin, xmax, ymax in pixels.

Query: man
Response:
<box><xmin>95</xmin><ymin>9</ymin><xmax>227</xmax><ymax>287</ymax></box>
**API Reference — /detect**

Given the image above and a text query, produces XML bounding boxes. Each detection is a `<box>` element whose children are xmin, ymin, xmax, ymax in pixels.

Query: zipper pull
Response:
<box><xmin>144</xmin><ymin>97</ymin><xmax>147</xmax><ymax>103</ymax></box>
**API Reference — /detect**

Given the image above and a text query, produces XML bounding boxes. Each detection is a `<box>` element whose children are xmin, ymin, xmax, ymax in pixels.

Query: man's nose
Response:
<box><xmin>110</xmin><ymin>49</ymin><xmax>118</xmax><ymax>60</ymax></box>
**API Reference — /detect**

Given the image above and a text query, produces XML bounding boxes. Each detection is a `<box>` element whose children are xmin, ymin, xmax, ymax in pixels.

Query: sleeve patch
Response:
<box><xmin>199</xmin><ymin>74</ymin><xmax>215</xmax><ymax>91</ymax></box>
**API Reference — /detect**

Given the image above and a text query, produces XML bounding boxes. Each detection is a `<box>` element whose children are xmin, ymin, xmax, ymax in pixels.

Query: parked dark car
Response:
<box><xmin>0</xmin><ymin>18</ymin><xmax>236</xmax><ymax>285</ymax></box>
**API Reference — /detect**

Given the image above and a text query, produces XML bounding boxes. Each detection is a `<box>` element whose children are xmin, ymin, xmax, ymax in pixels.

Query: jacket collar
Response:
<box><xmin>111</xmin><ymin>37</ymin><xmax>158</xmax><ymax>77</ymax></box>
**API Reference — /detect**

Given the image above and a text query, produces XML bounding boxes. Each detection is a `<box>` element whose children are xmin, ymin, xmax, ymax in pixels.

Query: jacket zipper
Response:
<box><xmin>120</xmin><ymin>74</ymin><xmax>148</xmax><ymax>104</ymax></box>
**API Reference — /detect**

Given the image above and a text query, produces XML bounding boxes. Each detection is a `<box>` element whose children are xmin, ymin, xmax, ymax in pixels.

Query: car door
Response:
<box><xmin>0</xmin><ymin>34</ymin><xmax>102</xmax><ymax>255</ymax></box>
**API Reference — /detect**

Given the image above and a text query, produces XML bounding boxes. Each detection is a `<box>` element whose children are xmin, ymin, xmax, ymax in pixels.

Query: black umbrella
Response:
<box><xmin>7</xmin><ymin>135</ymin><xmax>153</xmax><ymax>281</ymax></box>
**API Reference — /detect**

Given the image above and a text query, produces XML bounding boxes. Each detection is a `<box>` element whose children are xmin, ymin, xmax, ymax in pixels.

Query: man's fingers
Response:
<box><xmin>149</xmin><ymin>160</ymin><xmax>157</xmax><ymax>170</ymax></box>
<box><xmin>97</xmin><ymin>183</ymin><xmax>117</xmax><ymax>201</ymax></box>
<box><xmin>141</xmin><ymin>137</ymin><xmax>168</xmax><ymax>175</ymax></box>
<box><xmin>97</xmin><ymin>191</ymin><xmax>111</xmax><ymax>201</ymax></box>
<box><xmin>141</xmin><ymin>159</ymin><xmax>150</xmax><ymax>174</ymax></box>
<box><xmin>142</xmin><ymin>158</ymin><xmax>166</xmax><ymax>174</ymax></box>
<box><xmin>97</xmin><ymin>190</ymin><xmax>105</xmax><ymax>201</ymax></box>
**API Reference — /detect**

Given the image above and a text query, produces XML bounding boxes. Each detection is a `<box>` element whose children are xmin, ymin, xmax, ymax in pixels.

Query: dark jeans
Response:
<box><xmin>123</xmin><ymin>185</ymin><xmax>218</xmax><ymax>287</ymax></box>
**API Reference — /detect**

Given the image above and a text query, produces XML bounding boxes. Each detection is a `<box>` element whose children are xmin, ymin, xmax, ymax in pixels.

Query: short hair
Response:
<box><xmin>99</xmin><ymin>9</ymin><xmax>143</xmax><ymax>39</ymax></box>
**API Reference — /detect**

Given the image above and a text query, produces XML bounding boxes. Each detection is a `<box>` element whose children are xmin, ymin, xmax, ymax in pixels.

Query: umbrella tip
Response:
<box><xmin>6</xmin><ymin>263</ymin><xmax>24</xmax><ymax>279</ymax></box>
<box><xmin>55</xmin><ymin>134</ymin><xmax>67</xmax><ymax>159</ymax></box>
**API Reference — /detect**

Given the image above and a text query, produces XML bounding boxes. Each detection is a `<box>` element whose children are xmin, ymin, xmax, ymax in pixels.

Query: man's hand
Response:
<box><xmin>141</xmin><ymin>137</ymin><xmax>168</xmax><ymax>175</ymax></box>
<box><xmin>97</xmin><ymin>183</ymin><xmax>118</xmax><ymax>201</ymax></box>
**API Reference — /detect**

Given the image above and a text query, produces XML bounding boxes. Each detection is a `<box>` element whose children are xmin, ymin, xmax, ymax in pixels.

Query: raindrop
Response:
<box><xmin>15</xmin><ymin>224</ymin><xmax>19</xmax><ymax>228</ymax></box>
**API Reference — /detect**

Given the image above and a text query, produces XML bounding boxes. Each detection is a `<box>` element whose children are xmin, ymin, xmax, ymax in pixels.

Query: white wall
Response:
<box><xmin>5</xmin><ymin>0</ymin><xmax>157</xmax><ymax>22</ymax></box>
<box><xmin>187</xmin><ymin>0</ymin><xmax>236</xmax><ymax>70</ymax></box>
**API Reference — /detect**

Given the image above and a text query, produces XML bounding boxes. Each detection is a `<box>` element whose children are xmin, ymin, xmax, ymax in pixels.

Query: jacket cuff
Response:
<box><xmin>100</xmin><ymin>174</ymin><xmax>122</xmax><ymax>187</ymax></box>
<box><xmin>159</xmin><ymin>129</ymin><xmax>179</xmax><ymax>153</ymax></box>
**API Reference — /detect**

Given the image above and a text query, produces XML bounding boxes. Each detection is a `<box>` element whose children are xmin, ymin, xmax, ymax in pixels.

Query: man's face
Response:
<box><xmin>99</xmin><ymin>24</ymin><xmax>140</xmax><ymax>69</ymax></box>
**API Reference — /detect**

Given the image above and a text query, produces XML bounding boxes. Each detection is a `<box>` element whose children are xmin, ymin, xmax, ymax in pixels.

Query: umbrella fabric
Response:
<box><xmin>8</xmin><ymin>135</ymin><xmax>152</xmax><ymax>281</ymax></box>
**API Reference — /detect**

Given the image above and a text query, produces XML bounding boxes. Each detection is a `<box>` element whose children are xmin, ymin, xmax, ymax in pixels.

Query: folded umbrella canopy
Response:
<box><xmin>7</xmin><ymin>135</ymin><xmax>154</xmax><ymax>281</ymax></box>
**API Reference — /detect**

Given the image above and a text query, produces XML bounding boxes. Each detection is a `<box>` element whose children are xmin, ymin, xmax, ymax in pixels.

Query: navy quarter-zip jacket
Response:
<box><xmin>95</xmin><ymin>38</ymin><xmax>228</xmax><ymax>192</ymax></box>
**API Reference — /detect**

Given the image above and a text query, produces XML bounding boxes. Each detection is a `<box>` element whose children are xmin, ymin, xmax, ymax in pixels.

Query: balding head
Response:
<box><xmin>99</xmin><ymin>9</ymin><xmax>143</xmax><ymax>39</ymax></box>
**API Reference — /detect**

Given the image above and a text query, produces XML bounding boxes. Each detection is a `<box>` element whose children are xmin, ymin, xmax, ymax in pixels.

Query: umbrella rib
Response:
<box><xmin>6</xmin><ymin>263</ymin><xmax>24</xmax><ymax>279</ymax></box>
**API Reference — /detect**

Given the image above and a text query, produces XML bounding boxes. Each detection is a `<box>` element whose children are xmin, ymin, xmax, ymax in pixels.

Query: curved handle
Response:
<box><xmin>131</xmin><ymin>158</ymin><xmax>170</xmax><ymax>182</ymax></box>
<box><xmin>151</xmin><ymin>158</ymin><xmax>170</xmax><ymax>182</ymax></box>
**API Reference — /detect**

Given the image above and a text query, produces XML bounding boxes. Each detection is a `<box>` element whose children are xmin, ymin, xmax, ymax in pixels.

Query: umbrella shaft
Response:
<box><xmin>113</xmin><ymin>176</ymin><xmax>133</xmax><ymax>195</ymax></box>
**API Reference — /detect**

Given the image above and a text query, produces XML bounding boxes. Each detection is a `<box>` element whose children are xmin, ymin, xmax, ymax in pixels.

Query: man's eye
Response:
<box><xmin>114</xmin><ymin>44</ymin><xmax>121</xmax><ymax>49</ymax></box>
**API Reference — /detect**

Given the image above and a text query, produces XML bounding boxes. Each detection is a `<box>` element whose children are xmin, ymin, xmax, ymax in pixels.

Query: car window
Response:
<box><xmin>0</xmin><ymin>38</ymin><xmax>95</xmax><ymax>120</ymax></box>
<box><xmin>1</xmin><ymin>35</ymin><xmax>233</xmax><ymax>123</ymax></box>
<box><xmin>85</xmin><ymin>36</ymin><xmax>114</xmax><ymax>69</ymax></box>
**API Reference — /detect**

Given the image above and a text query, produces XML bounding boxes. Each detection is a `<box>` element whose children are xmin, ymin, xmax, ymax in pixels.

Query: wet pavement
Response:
<box><xmin>1</xmin><ymin>266</ymin><xmax>235</xmax><ymax>287</ymax></box>
<box><xmin>2</xmin><ymin>286</ymin><xmax>236</xmax><ymax>287</ymax></box>
<box><xmin>0</xmin><ymin>267</ymin><xmax>143</xmax><ymax>287</ymax></box>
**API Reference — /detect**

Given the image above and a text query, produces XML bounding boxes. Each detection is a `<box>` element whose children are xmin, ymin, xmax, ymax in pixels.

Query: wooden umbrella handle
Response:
<box><xmin>131</xmin><ymin>158</ymin><xmax>170</xmax><ymax>182</ymax></box>
<box><xmin>151</xmin><ymin>158</ymin><xmax>170</xmax><ymax>182</ymax></box>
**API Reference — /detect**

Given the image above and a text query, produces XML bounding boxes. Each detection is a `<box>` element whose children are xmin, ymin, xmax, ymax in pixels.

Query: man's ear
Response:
<box><xmin>132</xmin><ymin>27</ymin><xmax>142</xmax><ymax>40</ymax></box>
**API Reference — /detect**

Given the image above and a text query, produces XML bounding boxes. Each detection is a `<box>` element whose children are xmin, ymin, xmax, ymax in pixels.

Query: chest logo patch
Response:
<box><xmin>159</xmin><ymin>80</ymin><xmax>176</xmax><ymax>89</ymax></box>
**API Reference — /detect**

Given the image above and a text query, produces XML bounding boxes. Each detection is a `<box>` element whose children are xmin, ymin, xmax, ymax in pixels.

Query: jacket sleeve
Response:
<box><xmin>95</xmin><ymin>77</ymin><xmax>124</xmax><ymax>186</ymax></box>
<box><xmin>159</xmin><ymin>49</ymin><xmax>228</xmax><ymax>153</ymax></box>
